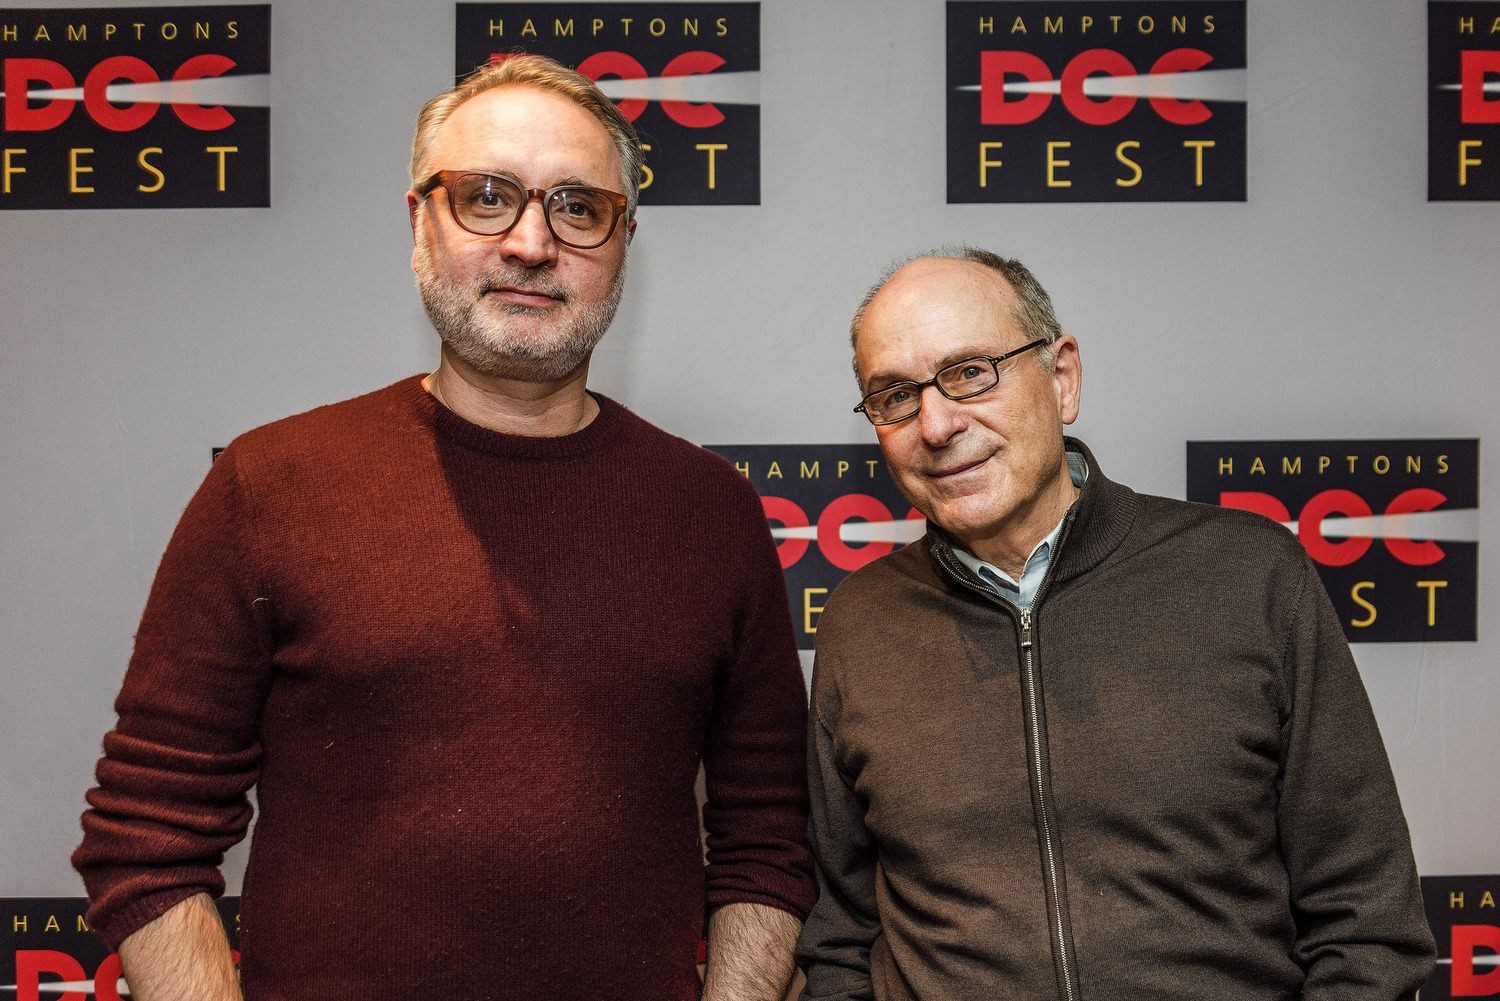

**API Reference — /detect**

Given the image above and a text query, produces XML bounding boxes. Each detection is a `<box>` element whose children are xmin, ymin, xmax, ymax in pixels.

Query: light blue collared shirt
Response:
<box><xmin>951</xmin><ymin>451</ymin><xmax>1088</xmax><ymax>611</ymax></box>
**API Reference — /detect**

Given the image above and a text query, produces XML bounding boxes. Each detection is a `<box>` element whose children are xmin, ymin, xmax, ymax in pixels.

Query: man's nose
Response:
<box><xmin>497</xmin><ymin>197</ymin><xmax>559</xmax><ymax>267</ymax></box>
<box><xmin>916</xmin><ymin>386</ymin><xmax>966</xmax><ymax>446</ymax></box>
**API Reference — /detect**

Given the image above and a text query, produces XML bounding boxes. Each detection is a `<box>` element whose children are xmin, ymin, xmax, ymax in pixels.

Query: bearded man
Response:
<box><xmin>72</xmin><ymin>57</ymin><xmax>815</xmax><ymax>1001</ymax></box>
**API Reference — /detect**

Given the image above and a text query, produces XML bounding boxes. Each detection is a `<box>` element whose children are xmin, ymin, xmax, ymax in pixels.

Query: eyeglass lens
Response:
<box><xmin>448</xmin><ymin>173</ymin><xmax>618</xmax><ymax>248</ymax></box>
<box><xmin>864</xmin><ymin>358</ymin><xmax>1000</xmax><ymax>424</ymax></box>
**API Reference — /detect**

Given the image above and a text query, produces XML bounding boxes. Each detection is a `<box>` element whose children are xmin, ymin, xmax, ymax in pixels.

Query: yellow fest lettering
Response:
<box><xmin>979</xmin><ymin>142</ymin><xmax>1004</xmax><ymax>187</ymax></box>
<box><xmin>1350</xmin><ymin>583</ymin><xmax>1376</xmax><ymax>628</ymax></box>
<box><xmin>638</xmin><ymin>143</ymin><xmax>653</xmax><ymax>190</ymax></box>
<box><xmin>138</xmin><ymin>148</ymin><xmax>165</xmax><ymax>192</ymax></box>
<box><xmin>1416</xmin><ymin>581</ymin><xmax>1447</xmax><ymax>626</ymax></box>
<box><xmin>2</xmin><ymin>149</ymin><xmax>25</xmax><ymax>193</ymax></box>
<box><xmin>1185</xmin><ymin>140</ymin><xmax>1215</xmax><ymax>185</ymax></box>
<box><xmin>69</xmin><ymin>148</ymin><xmax>95</xmax><ymax>193</ymax></box>
<box><xmin>1459</xmin><ymin>141</ymin><xmax>1482</xmax><ymax>186</ymax></box>
<box><xmin>696</xmin><ymin>143</ymin><xmax>727</xmax><ymax>189</ymax></box>
<box><xmin>207</xmin><ymin>146</ymin><xmax>238</xmax><ymax>191</ymax></box>
<box><xmin>1047</xmin><ymin>141</ymin><xmax>1072</xmax><ymax>187</ymax></box>
<box><xmin>1116</xmin><ymin>141</ymin><xmax>1142</xmax><ymax>187</ymax></box>
<box><xmin>804</xmin><ymin>588</ymin><xmax>827</xmax><ymax>634</ymax></box>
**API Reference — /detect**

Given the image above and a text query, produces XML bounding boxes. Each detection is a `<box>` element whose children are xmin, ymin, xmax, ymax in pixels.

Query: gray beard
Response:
<box><xmin>414</xmin><ymin>244</ymin><xmax>626</xmax><ymax>383</ymax></box>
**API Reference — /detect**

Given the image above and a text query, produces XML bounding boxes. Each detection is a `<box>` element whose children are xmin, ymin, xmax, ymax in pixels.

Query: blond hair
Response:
<box><xmin>411</xmin><ymin>55</ymin><xmax>643</xmax><ymax>217</ymax></box>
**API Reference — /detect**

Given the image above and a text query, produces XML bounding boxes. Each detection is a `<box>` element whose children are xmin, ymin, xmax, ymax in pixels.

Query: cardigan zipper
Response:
<box><xmin>1019</xmin><ymin>606</ymin><xmax>1078</xmax><ymax>1001</ymax></box>
<box><xmin>929</xmin><ymin>509</ymin><xmax>1082</xmax><ymax>1001</ymax></box>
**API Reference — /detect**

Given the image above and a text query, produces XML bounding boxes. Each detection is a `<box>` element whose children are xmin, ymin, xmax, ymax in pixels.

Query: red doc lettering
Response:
<box><xmin>1149</xmin><ymin>48</ymin><xmax>1213</xmax><ymax>125</ymax></box>
<box><xmin>1298</xmin><ymin>489</ymin><xmax>1373</xmax><ymax>567</ymax></box>
<box><xmin>1462</xmin><ymin>50</ymin><xmax>1500</xmax><ymax>124</ymax></box>
<box><xmin>761</xmin><ymin>496</ymin><xmax>809</xmax><ymax>569</ymax></box>
<box><xmin>93</xmin><ymin>953</ymin><xmax>125</xmax><ymax>1001</ymax></box>
<box><xmin>980</xmin><ymin>51</ymin><xmax>1053</xmax><ymax>125</ymax></box>
<box><xmin>576</xmin><ymin>51</ymin><xmax>648</xmax><ymax>121</ymax></box>
<box><xmin>172</xmin><ymin>54</ymin><xmax>238</xmax><ymax>130</ymax></box>
<box><xmin>1219</xmin><ymin>491</ymin><xmax>1292</xmax><ymax>524</ymax></box>
<box><xmin>818</xmin><ymin>494</ymin><xmax>895</xmax><ymax>572</ymax></box>
<box><xmin>84</xmin><ymin>56</ymin><xmax>160</xmax><ymax>131</ymax></box>
<box><xmin>1452</xmin><ymin>924</ymin><xmax>1500</xmax><ymax>996</ymax></box>
<box><xmin>1382</xmin><ymin>488</ymin><xmax>1447</xmax><ymax>566</ymax></box>
<box><xmin>1061</xmin><ymin>49</ymin><xmax>1137</xmax><ymax>125</ymax></box>
<box><xmin>659</xmin><ymin>51</ymin><xmax>725</xmax><ymax>127</ymax></box>
<box><xmin>4</xmin><ymin>58</ymin><xmax>77</xmax><ymax>131</ymax></box>
<box><xmin>14</xmin><ymin>950</ymin><xmax>88</xmax><ymax>1001</ymax></box>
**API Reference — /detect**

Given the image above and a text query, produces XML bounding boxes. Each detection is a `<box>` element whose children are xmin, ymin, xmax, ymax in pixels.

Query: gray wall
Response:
<box><xmin>2</xmin><ymin>0</ymin><xmax>1496</xmax><ymax>895</ymax></box>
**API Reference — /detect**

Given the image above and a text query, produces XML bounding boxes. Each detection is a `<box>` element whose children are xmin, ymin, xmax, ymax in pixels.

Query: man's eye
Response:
<box><xmin>959</xmin><ymin>365</ymin><xmax>984</xmax><ymax>380</ymax></box>
<box><xmin>885</xmin><ymin>389</ymin><xmax>913</xmax><ymax>406</ymax></box>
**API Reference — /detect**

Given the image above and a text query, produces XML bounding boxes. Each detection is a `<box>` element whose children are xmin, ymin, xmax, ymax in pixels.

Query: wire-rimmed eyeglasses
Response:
<box><xmin>414</xmin><ymin>170</ymin><xmax>629</xmax><ymax>250</ymax></box>
<box><xmin>854</xmin><ymin>338</ymin><xmax>1050</xmax><ymax>426</ymax></box>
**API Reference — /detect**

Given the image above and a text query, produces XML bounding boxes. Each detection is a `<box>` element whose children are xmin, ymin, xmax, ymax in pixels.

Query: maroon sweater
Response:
<box><xmin>73</xmin><ymin>377</ymin><xmax>815</xmax><ymax>1000</ymax></box>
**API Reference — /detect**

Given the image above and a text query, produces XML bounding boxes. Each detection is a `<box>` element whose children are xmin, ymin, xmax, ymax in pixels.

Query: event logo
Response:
<box><xmin>1421</xmin><ymin>876</ymin><xmax>1500</xmax><ymax>999</ymax></box>
<box><xmin>1</xmin><ymin>5</ymin><xmax>270</xmax><ymax>209</ymax></box>
<box><xmin>1</xmin><ymin>897</ymin><xmax>240</xmax><ymax>997</ymax></box>
<box><xmin>1430</xmin><ymin>1</ymin><xmax>1500</xmax><ymax>200</ymax></box>
<box><xmin>706</xmin><ymin>445</ymin><xmax>923</xmax><ymax>649</ymax></box>
<box><xmin>456</xmin><ymin>3</ymin><xmax>759</xmax><ymax>204</ymax></box>
<box><xmin>1186</xmin><ymin>439</ymin><xmax>1479</xmax><ymax>643</ymax></box>
<box><xmin>946</xmin><ymin>1</ymin><xmax>1246</xmax><ymax>202</ymax></box>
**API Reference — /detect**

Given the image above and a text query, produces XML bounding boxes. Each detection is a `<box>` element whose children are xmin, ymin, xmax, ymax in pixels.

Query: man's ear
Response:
<box><xmin>626</xmin><ymin>217</ymin><xmax>637</xmax><ymax>244</ymax></box>
<box><xmin>406</xmin><ymin>191</ymin><xmax>421</xmax><ymax>241</ymax></box>
<box><xmin>1050</xmin><ymin>335</ymin><xmax>1082</xmax><ymax>425</ymax></box>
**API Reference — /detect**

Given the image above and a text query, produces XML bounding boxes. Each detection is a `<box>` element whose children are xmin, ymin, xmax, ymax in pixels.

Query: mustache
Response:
<box><xmin>478</xmin><ymin>266</ymin><xmax>571</xmax><ymax>302</ymax></box>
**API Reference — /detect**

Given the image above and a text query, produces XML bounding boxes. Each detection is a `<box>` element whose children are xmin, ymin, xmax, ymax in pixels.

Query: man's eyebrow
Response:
<box><xmin>864</xmin><ymin>348</ymin><xmax>997</xmax><ymax>392</ymax></box>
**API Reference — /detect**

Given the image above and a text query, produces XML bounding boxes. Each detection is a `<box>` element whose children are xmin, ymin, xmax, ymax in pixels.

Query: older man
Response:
<box><xmin>73</xmin><ymin>57</ymin><xmax>814</xmax><ymax>1001</ymax></box>
<box><xmin>795</xmin><ymin>248</ymin><xmax>1435</xmax><ymax>1001</ymax></box>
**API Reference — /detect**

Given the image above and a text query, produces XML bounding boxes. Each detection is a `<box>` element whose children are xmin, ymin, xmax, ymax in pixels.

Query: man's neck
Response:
<box><xmin>956</xmin><ymin>466</ymin><xmax>1080</xmax><ymax>581</ymax></box>
<box><xmin>424</xmin><ymin>348</ymin><xmax>598</xmax><ymax>437</ymax></box>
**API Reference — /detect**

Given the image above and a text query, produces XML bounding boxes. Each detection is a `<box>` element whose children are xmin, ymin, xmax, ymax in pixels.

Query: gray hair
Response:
<box><xmin>411</xmin><ymin>54</ymin><xmax>643</xmax><ymax>218</ymax></box>
<box><xmin>849</xmin><ymin>246</ymin><xmax>1064</xmax><ymax>384</ymax></box>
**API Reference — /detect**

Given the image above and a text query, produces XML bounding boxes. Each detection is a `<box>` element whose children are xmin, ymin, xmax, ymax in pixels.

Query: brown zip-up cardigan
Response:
<box><xmin>796</xmin><ymin>439</ymin><xmax>1435</xmax><ymax>1001</ymax></box>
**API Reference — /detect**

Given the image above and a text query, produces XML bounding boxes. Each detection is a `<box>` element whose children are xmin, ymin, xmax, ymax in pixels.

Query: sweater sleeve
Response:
<box><xmin>72</xmin><ymin>443</ymin><xmax>274</xmax><ymax>950</ymax></box>
<box><xmin>700</xmin><ymin>488</ymin><xmax>818</xmax><ymax>920</ymax></box>
<box><xmin>1277</xmin><ymin>556</ymin><xmax>1436</xmax><ymax>1000</ymax></box>
<box><xmin>794</xmin><ymin>691</ymin><xmax>879</xmax><ymax>1001</ymax></box>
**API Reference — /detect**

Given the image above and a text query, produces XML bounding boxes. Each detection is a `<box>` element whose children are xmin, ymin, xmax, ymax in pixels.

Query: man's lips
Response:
<box><xmin>487</xmin><ymin>286</ymin><xmax>564</xmax><ymax>308</ymax></box>
<box><xmin>930</xmin><ymin>457</ymin><xmax>988</xmax><ymax>479</ymax></box>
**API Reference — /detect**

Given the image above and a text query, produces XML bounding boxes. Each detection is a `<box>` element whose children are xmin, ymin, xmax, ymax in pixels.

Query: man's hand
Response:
<box><xmin>702</xmin><ymin>901</ymin><xmax>802</xmax><ymax>1001</ymax></box>
<box><xmin>116</xmin><ymin>892</ymin><xmax>242</xmax><ymax>1001</ymax></box>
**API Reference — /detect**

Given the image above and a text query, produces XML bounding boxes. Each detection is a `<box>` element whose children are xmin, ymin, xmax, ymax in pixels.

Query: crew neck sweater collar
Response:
<box><xmin>398</xmin><ymin>374</ymin><xmax>626</xmax><ymax>460</ymax></box>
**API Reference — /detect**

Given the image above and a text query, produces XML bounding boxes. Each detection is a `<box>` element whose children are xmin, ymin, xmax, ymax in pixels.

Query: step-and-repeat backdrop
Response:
<box><xmin>3</xmin><ymin>0</ymin><xmax>1497</xmax><ymax>996</ymax></box>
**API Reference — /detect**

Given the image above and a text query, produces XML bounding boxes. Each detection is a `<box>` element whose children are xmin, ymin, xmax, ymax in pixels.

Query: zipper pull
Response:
<box><xmin>1019</xmin><ymin>608</ymin><xmax>1033</xmax><ymax>649</ymax></box>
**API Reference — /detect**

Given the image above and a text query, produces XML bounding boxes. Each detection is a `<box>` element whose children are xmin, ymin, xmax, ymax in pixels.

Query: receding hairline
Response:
<box><xmin>417</xmin><ymin>82</ymin><xmax>621</xmax><ymax>178</ymax></box>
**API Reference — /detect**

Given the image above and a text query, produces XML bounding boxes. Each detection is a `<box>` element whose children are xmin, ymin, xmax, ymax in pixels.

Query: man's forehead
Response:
<box><xmin>429</xmin><ymin>85</ymin><xmax>618</xmax><ymax>182</ymax></box>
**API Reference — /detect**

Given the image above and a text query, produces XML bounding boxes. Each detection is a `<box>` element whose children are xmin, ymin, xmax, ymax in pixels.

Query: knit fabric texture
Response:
<box><xmin>73</xmin><ymin>376</ymin><xmax>816</xmax><ymax>1000</ymax></box>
